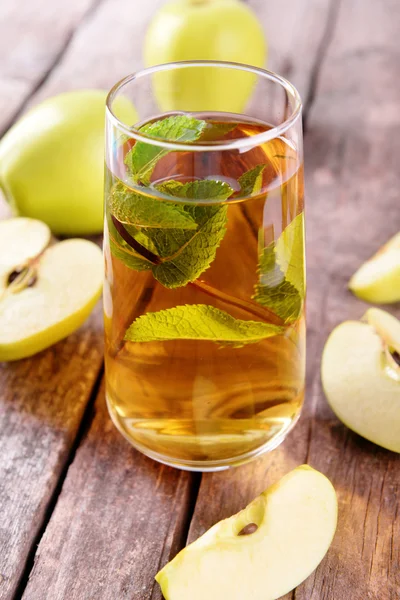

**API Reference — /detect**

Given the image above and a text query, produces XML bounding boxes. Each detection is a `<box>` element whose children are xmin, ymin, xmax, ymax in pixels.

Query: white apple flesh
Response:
<box><xmin>0</xmin><ymin>217</ymin><xmax>51</xmax><ymax>270</ymax></box>
<box><xmin>156</xmin><ymin>465</ymin><xmax>337</xmax><ymax>600</ymax></box>
<box><xmin>349</xmin><ymin>232</ymin><xmax>400</xmax><ymax>303</ymax></box>
<box><xmin>321</xmin><ymin>308</ymin><xmax>400</xmax><ymax>452</ymax></box>
<box><xmin>0</xmin><ymin>220</ymin><xmax>103</xmax><ymax>361</ymax></box>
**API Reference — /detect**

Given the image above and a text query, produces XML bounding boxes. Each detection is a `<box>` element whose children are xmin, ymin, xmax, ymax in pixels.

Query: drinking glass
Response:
<box><xmin>104</xmin><ymin>61</ymin><xmax>305</xmax><ymax>471</ymax></box>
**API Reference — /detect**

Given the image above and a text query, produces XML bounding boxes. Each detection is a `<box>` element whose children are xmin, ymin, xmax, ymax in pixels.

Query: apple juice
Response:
<box><xmin>104</xmin><ymin>112</ymin><xmax>305</xmax><ymax>469</ymax></box>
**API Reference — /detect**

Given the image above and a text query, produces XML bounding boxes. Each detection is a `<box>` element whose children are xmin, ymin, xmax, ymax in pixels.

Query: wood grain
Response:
<box><xmin>1</xmin><ymin>0</ymin><xmax>399</xmax><ymax>598</ymax></box>
<box><xmin>0</xmin><ymin>307</ymin><xmax>103</xmax><ymax>600</ymax></box>
<box><xmin>0</xmin><ymin>0</ymin><xmax>99</xmax><ymax>136</ymax></box>
<box><xmin>188</xmin><ymin>1</ymin><xmax>400</xmax><ymax>600</ymax></box>
<box><xmin>21</xmin><ymin>385</ymin><xmax>194</xmax><ymax>600</ymax></box>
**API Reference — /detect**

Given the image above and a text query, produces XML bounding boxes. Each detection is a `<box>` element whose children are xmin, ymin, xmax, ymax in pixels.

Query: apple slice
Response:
<box><xmin>349</xmin><ymin>232</ymin><xmax>400</xmax><ymax>303</ymax></box>
<box><xmin>0</xmin><ymin>217</ymin><xmax>51</xmax><ymax>275</ymax></box>
<box><xmin>0</xmin><ymin>221</ymin><xmax>103</xmax><ymax>361</ymax></box>
<box><xmin>321</xmin><ymin>308</ymin><xmax>400</xmax><ymax>452</ymax></box>
<box><xmin>156</xmin><ymin>466</ymin><xmax>337</xmax><ymax>600</ymax></box>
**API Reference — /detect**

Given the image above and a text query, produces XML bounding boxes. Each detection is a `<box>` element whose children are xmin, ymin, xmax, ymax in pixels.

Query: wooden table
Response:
<box><xmin>0</xmin><ymin>1</ymin><xmax>399</xmax><ymax>598</ymax></box>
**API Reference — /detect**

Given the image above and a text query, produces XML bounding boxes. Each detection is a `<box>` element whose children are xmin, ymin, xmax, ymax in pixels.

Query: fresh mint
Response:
<box><xmin>275</xmin><ymin>212</ymin><xmax>305</xmax><ymax>296</ymax></box>
<box><xmin>125</xmin><ymin>115</ymin><xmax>206</xmax><ymax>184</ymax></box>
<box><xmin>253</xmin><ymin>213</ymin><xmax>305</xmax><ymax>322</ymax></box>
<box><xmin>150</xmin><ymin>203</ymin><xmax>229</xmax><ymax>287</ymax></box>
<box><xmin>109</xmin><ymin>178</ymin><xmax>233</xmax><ymax>288</ymax></box>
<box><xmin>109</xmin><ymin>237</ymin><xmax>153</xmax><ymax>272</ymax></box>
<box><xmin>238</xmin><ymin>164</ymin><xmax>266</xmax><ymax>196</ymax></box>
<box><xmin>200</xmin><ymin>121</ymin><xmax>237</xmax><ymax>141</ymax></box>
<box><xmin>125</xmin><ymin>304</ymin><xmax>283</xmax><ymax>347</ymax></box>
<box><xmin>156</xmin><ymin>179</ymin><xmax>233</xmax><ymax>202</ymax></box>
<box><xmin>109</xmin><ymin>182</ymin><xmax>197</xmax><ymax>229</ymax></box>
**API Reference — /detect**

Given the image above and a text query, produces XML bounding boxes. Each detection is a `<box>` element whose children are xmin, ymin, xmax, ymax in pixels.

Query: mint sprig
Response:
<box><xmin>238</xmin><ymin>164</ymin><xmax>266</xmax><ymax>196</ymax></box>
<box><xmin>125</xmin><ymin>115</ymin><xmax>206</xmax><ymax>184</ymax></box>
<box><xmin>253</xmin><ymin>213</ymin><xmax>305</xmax><ymax>322</ymax></box>
<box><xmin>109</xmin><ymin>182</ymin><xmax>197</xmax><ymax>229</ymax></box>
<box><xmin>109</xmin><ymin>178</ymin><xmax>233</xmax><ymax>288</ymax></box>
<box><xmin>125</xmin><ymin>304</ymin><xmax>283</xmax><ymax>347</ymax></box>
<box><xmin>157</xmin><ymin>179</ymin><xmax>233</xmax><ymax>202</ymax></box>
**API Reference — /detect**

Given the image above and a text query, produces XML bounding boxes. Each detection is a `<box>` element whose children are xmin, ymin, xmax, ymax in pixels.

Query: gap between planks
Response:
<box><xmin>12</xmin><ymin>366</ymin><xmax>105</xmax><ymax>600</ymax></box>
<box><xmin>8</xmin><ymin>1</ymin><xmax>341</xmax><ymax>598</ymax></box>
<box><xmin>0</xmin><ymin>0</ymin><xmax>105</xmax><ymax>139</ymax></box>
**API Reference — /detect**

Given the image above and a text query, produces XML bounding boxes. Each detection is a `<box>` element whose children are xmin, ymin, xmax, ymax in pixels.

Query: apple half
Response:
<box><xmin>349</xmin><ymin>232</ymin><xmax>400</xmax><ymax>303</ymax></box>
<box><xmin>156</xmin><ymin>466</ymin><xmax>337</xmax><ymax>600</ymax></box>
<box><xmin>0</xmin><ymin>218</ymin><xmax>103</xmax><ymax>361</ymax></box>
<box><xmin>321</xmin><ymin>308</ymin><xmax>400</xmax><ymax>452</ymax></box>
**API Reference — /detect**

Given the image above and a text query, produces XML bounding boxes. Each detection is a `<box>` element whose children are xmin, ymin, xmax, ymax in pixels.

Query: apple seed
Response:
<box><xmin>7</xmin><ymin>266</ymin><xmax>37</xmax><ymax>291</ymax></box>
<box><xmin>238</xmin><ymin>523</ymin><xmax>258</xmax><ymax>536</ymax></box>
<box><xmin>391</xmin><ymin>351</ymin><xmax>400</xmax><ymax>367</ymax></box>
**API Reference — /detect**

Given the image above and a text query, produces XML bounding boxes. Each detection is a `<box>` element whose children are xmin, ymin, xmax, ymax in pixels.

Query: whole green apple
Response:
<box><xmin>144</xmin><ymin>0</ymin><xmax>267</xmax><ymax>113</ymax></box>
<box><xmin>0</xmin><ymin>91</ymin><xmax>137</xmax><ymax>235</ymax></box>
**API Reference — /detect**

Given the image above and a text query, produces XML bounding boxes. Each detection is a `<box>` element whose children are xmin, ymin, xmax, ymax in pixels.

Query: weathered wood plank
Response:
<box><xmin>0</xmin><ymin>309</ymin><xmax>104</xmax><ymax>600</ymax></box>
<box><xmin>0</xmin><ymin>0</ymin><xmax>99</xmax><ymax>135</ymax></box>
<box><xmin>188</xmin><ymin>1</ymin><xmax>400</xmax><ymax>600</ymax></box>
<box><xmin>249</xmin><ymin>0</ymin><xmax>336</xmax><ymax>102</ymax></box>
<box><xmin>21</xmin><ymin>385</ymin><xmax>194</xmax><ymax>600</ymax></box>
<box><xmin>0</xmin><ymin>0</ymin><xmax>112</xmax><ymax>597</ymax></box>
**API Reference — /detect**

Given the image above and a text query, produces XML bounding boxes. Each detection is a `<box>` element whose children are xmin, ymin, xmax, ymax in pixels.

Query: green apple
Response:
<box><xmin>144</xmin><ymin>0</ymin><xmax>267</xmax><ymax>113</ymax></box>
<box><xmin>156</xmin><ymin>466</ymin><xmax>337</xmax><ymax>600</ymax></box>
<box><xmin>0</xmin><ymin>218</ymin><xmax>103</xmax><ymax>361</ymax></box>
<box><xmin>321</xmin><ymin>308</ymin><xmax>400</xmax><ymax>453</ymax></box>
<box><xmin>349</xmin><ymin>232</ymin><xmax>400</xmax><ymax>303</ymax></box>
<box><xmin>0</xmin><ymin>91</ymin><xmax>137</xmax><ymax>235</ymax></box>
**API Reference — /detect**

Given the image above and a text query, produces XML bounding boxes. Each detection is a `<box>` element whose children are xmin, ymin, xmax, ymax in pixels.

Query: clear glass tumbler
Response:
<box><xmin>104</xmin><ymin>61</ymin><xmax>305</xmax><ymax>471</ymax></box>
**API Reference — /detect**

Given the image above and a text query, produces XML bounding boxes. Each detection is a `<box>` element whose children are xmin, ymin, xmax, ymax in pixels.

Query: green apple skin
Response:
<box><xmin>321</xmin><ymin>311</ymin><xmax>400</xmax><ymax>453</ymax></box>
<box><xmin>144</xmin><ymin>0</ymin><xmax>267</xmax><ymax>113</ymax></box>
<box><xmin>349</xmin><ymin>233</ymin><xmax>400</xmax><ymax>303</ymax></box>
<box><xmin>0</xmin><ymin>238</ymin><xmax>103</xmax><ymax>361</ymax></box>
<box><xmin>0</xmin><ymin>91</ymin><xmax>137</xmax><ymax>235</ymax></box>
<box><xmin>156</xmin><ymin>466</ymin><xmax>337</xmax><ymax>600</ymax></box>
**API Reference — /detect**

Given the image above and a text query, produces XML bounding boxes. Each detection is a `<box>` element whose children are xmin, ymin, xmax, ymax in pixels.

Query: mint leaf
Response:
<box><xmin>125</xmin><ymin>304</ymin><xmax>283</xmax><ymax>347</ymax></box>
<box><xmin>200</xmin><ymin>122</ymin><xmax>237</xmax><ymax>141</ymax></box>
<box><xmin>108</xmin><ymin>178</ymin><xmax>233</xmax><ymax>288</ymax></box>
<box><xmin>151</xmin><ymin>203</ymin><xmax>228</xmax><ymax>287</ymax></box>
<box><xmin>106</xmin><ymin>214</ymin><xmax>153</xmax><ymax>271</ymax></box>
<box><xmin>109</xmin><ymin>237</ymin><xmax>152</xmax><ymax>271</ymax></box>
<box><xmin>125</xmin><ymin>115</ymin><xmax>206</xmax><ymax>184</ymax></box>
<box><xmin>156</xmin><ymin>179</ymin><xmax>234</xmax><ymax>202</ymax></box>
<box><xmin>275</xmin><ymin>212</ymin><xmax>305</xmax><ymax>295</ymax></box>
<box><xmin>253</xmin><ymin>212</ymin><xmax>305</xmax><ymax>322</ymax></box>
<box><xmin>253</xmin><ymin>243</ymin><xmax>302</xmax><ymax>322</ymax></box>
<box><xmin>238</xmin><ymin>165</ymin><xmax>266</xmax><ymax>196</ymax></box>
<box><xmin>109</xmin><ymin>182</ymin><xmax>197</xmax><ymax>229</ymax></box>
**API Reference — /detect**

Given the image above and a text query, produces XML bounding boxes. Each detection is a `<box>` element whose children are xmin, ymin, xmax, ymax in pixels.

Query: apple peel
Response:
<box><xmin>0</xmin><ymin>228</ymin><xmax>103</xmax><ymax>361</ymax></box>
<box><xmin>349</xmin><ymin>232</ymin><xmax>400</xmax><ymax>304</ymax></box>
<box><xmin>322</xmin><ymin>309</ymin><xmax>400</xmax><ymax>452</ymax></box>
<box><xmin>156</xmin><ymin>465</ymin><xmax>337</xmax><ymax>600</ymax></box>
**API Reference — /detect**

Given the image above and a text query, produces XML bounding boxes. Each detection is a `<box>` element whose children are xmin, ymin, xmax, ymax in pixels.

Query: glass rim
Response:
<box><xmin>106</xmin><ymin>60</ymin><xmax>302</xmax><ymax>152</ymax></box>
